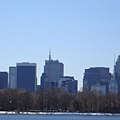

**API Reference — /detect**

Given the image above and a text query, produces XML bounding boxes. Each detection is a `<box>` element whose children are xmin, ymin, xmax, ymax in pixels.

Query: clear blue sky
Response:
<box><xmin>0</xmin><ymin>0</ymin><xmax>120</xmax><ymax>90</ymax></box>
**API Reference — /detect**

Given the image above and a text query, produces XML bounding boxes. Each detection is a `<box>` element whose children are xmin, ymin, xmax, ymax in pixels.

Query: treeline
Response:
<box><xmin>0</xmin><ymin>88</ymin><xmax>120</xmax><ymax>113</ymax></box>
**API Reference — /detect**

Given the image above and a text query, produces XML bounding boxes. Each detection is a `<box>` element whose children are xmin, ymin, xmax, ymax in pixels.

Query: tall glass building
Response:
<box><xmin>9</xmin><ymin>67</ymin><xmax>17</xmax><ymax>89</ymax></box>
<box><xmin>59</xmin><ymin>76</ymin><xmax>78</xmax><ymax>94</ymax></box>
<box><xmin>109</xmin><ymin>78</ymin><xmax>118</xmax><ymax>94</ymax></box>
<box><xmin>0</xmin><ymin>72</ymin><xmax>8</xmax><ymax>89</ymax></box>
<box><xmin>83</xmin><ymin>67</ymin><xmax>111</xmax><ymax>93</ymax></box>
<box><xmin>17</xmin><ymin>62</ymin><xmax>37</xmax><ymax>92</ymax></box>
<box><xmin>41</xmin><ymin>52</ymin><xmax>64</xmax><ymax>89</ymax></box>
<box><xmin>115</xmin><ymin>55</ymin><xmax>120</xmax><ymax>93</ymax></box>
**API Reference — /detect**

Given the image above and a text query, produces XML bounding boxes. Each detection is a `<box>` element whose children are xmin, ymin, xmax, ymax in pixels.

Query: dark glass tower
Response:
<box><xmin>59</xmin><ymin>76</ymin><xmax>78</xmax><ymax>94</ymax></box>
<box><xmin>17</xmin><ymin>63</ymin><xmax>37</xmax><ymax>92</ymax></box>
<box><xmin>42</xmin><ymin>51</ymin><xmax>64</xmax><ymax>89</ymax></box>
<box><xmin>83</xmin><ymin>67</ymin><xmax>111</xmax><ymax>93</ymax></box>
<box><xmin>0</xmin><ymin>72</ymin><xmax>8</xmax><ymax>89</ymax></box>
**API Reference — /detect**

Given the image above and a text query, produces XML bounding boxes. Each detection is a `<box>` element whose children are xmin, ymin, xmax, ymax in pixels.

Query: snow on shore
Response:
<box><xmin>0</xmin><ymin>111</ymin><xmax>120</xmax><ymax>116</ymax></box>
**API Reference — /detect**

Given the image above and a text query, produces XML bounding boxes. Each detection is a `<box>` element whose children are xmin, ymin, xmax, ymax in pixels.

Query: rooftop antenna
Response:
<box><xmin>49</xmin><ymin>47</ymin><xmax>51</xmax><ymax>60</ymax></box>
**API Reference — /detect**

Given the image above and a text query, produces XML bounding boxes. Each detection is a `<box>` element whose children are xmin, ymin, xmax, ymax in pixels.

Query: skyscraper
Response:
<box><xmin>0</xmin><ymin>72</ymin><xmax>8</xmax><ymax>89</ymax></box>
<box><xmin>9</xmin><ymin>67</ymin><xmax>17</xmax><ymax>89</ymax></box>
<box><xmin>41</xmin><ymin>51</ymin><xmax>64</xmax><ymax>89</ymax></box>
<box><xmin>59</xmin><ymin>76</ymin><xmax>78</xmax><ymax>94</ymax></box>
<box><xmin>17</xmin><ymin>62</ymin><xmax>37</xmax><ymax>92</ymax></box>
<box><xmin>109</xmin><ymin>78</ymin><xmax>118</xmax><ymax>94</ymax></box>
<box><xmin>83</xmin><ymin>67</ymin><xmax>111</xmax><ymax>93</ymax></box>
<box><xmin>41</xmin><ymin>73</ymin><xmax>49</xmax><ymax>90</ymax></box>
<box><xmin>114</xmin><ymin>55</ymin><xmax>120</xmax><ymax>93</ymax></box>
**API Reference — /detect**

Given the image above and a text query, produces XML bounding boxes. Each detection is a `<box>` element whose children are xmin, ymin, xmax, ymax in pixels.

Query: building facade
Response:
<box><xmin>115</xmin><ymin>55</ymin><xmax>120</xmax><ymax>93</ymax></box>
<box><xmin>41</xmin><ymin>73</ymin><xmax>49</xmax><ymax>90</ymax></box>
<box><xmin>9</xmin><ymin>67</ymin><xmax>17</xmax><ymax>89</ymax></box>
<box><xmin>91</xmin><ymin>84</ymin><xmax>106</xmax><ymax>94</ymax></box>
<box><xmin>0</xmin><ymin>72</ymin><xmax>8</xmax><ymax>89</ymax></box>
<box><xmin>83</xmin><ymin>67</ymin><xmax>111</xmax><ymax>93</ymax></box>
<box><xmin>109</xmin><ymin>78</ymin><xmax>118</xmax><ymax>94</ymax></box>
<box><xmin>17</xmin><ymin>62</ymin><xmax>37</xmax><ymax>92</ymax></box>
<box><xmin>59</xmin><ymin>76</ymin><xmax>78</xmax><ymax>94</ymax></box>
<box><xmin>42</xmin><ymin>53</ymin><xmax>64</xmax><ymax>89</ymax></box>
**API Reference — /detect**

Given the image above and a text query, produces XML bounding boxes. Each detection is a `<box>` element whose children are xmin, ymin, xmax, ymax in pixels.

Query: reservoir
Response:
<box><xmin>0</xmin><ymin>114</ymin><xmax>119</xmax><ymax>120</ymax></box>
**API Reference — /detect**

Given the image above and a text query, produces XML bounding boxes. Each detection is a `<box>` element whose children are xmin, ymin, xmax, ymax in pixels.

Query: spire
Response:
<box><xmin>49</xmin><ymin>47</ymin><xmax>51</xmax><ymax>60</ymax></box>
<box><xmin>117</xmin><ymin>55</ymin><xmax>120</xmax><ymax>62</ymax></box>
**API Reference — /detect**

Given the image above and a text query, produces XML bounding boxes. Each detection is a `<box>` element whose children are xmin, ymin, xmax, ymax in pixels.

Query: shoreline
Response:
<box><xmin>0</xmin><ymin>111</ymin><xmax>120</xmax><ymax>116</ymax></box>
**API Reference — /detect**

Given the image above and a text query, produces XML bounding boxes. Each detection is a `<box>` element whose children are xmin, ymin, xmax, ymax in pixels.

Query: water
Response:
<box><xmin>0</xmin><ymin>114</ymin><xmax>119</xmax><ymax>120</ymax></box>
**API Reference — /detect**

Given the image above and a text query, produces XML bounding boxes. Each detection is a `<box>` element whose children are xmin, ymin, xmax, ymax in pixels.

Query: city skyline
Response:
<box><xmin>0</xmin><ymin>0</ymin><xmax>120</xmax><ymax>90</ymax></box>
<box><xmin>0</xmin><ymin>54</ymin><xmax>119</xmax><ymax>90</ymax></box>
